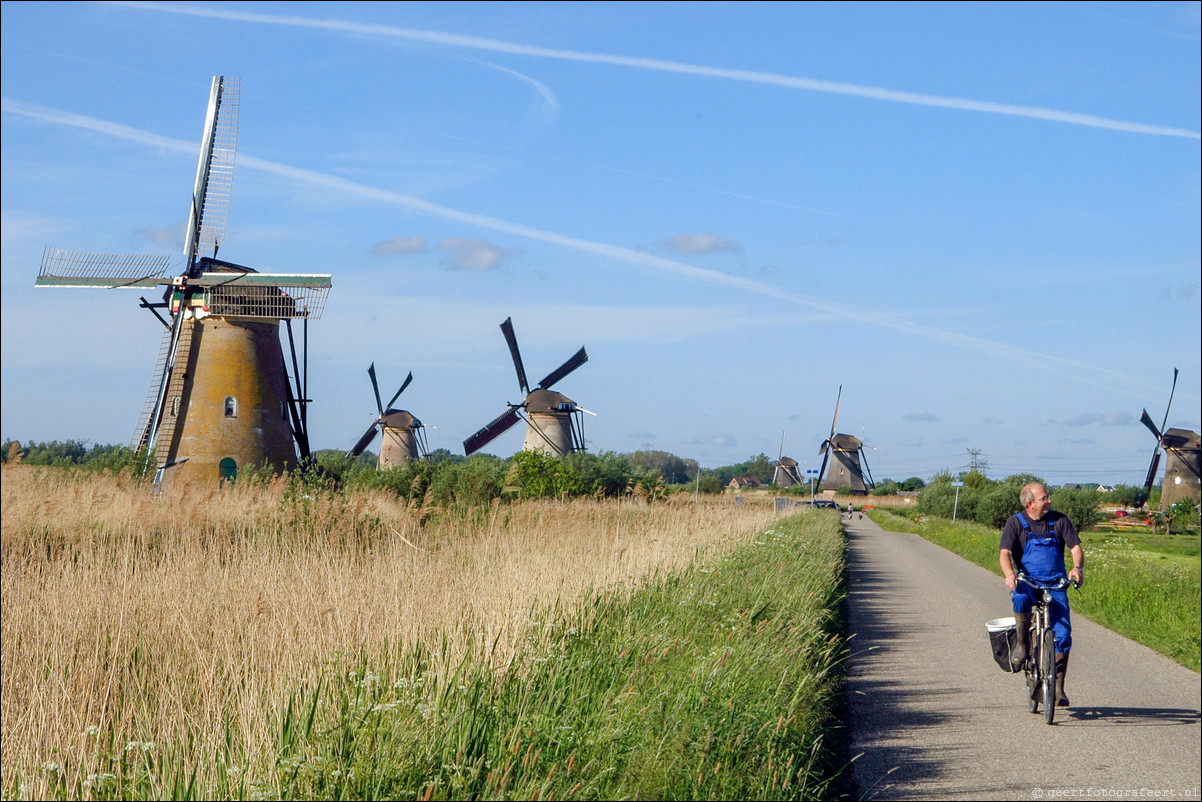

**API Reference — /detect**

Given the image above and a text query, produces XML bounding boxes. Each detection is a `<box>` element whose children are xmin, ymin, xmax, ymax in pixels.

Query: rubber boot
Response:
<box><xmin>1011</xmin><ymin>612</ymin><xmax>1031</xmax><ymax>671</ymax></box>
<box><xmin>1054</xmin><ymin>652</ymin><xmax>1070</xmax><ymax>707</ymax></box>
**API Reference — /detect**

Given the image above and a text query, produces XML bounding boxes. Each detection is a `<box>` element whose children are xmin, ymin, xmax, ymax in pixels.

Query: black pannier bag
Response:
<box><xmin>986</xmin><ymin>616</ymin><xmax>1019</xmax><ymax>673</ymax></box>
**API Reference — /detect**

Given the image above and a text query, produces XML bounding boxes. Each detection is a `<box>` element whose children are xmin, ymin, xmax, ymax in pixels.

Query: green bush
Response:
<box><xmin>2</xmin><ymin>439</ymin><xmax>151</xmax><ymax>476</ymax></box>
<box><xmin>1051</xmin><ymin>487</ymin><xmax>1104</xmax><ymax>532</ymax></box>
<box><xmin>976</xmin><ymin>483</ymin><xmax>1020</xmax><ymax>529</ymax></box>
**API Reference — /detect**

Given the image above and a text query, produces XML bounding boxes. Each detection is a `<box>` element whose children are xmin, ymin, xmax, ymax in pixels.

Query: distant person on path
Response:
<box><xmin>999</xmin><ymin>482</ymin><xmax>1084</xmax><ymax>706</ymax></box>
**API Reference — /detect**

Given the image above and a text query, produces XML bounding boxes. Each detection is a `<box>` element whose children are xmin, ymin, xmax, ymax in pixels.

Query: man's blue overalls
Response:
<box><xmin>1011</xmin><ymin>513</ymin><xmax>1072</xmax><ymax>653</ymax></box>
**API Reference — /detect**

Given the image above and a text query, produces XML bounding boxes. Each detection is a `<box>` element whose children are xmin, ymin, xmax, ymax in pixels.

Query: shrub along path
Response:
<box><xmin>844</xmin><ymin>513</ymin><xmax>1201</xmax><ymax>801</ymax></box>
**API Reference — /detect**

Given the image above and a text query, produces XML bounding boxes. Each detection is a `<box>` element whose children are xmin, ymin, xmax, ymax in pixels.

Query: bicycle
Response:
<box><xmin>1014</xmin><ymin>572</ymin><xmax>1078</xmax><ymax>725</ymax></box>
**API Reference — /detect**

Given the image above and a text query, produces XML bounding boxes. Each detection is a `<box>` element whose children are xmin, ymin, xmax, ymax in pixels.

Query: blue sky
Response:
<box><xmin>2</xmin><ymin>1</ymin><xmax>1199</xmax><ymax>485</ymax></box>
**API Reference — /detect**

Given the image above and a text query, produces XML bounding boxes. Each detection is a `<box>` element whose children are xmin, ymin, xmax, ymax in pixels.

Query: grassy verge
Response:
<box><xmin>866</xmin><ymin>509</ymin><xmax>1201</xmax><ymax>672</ymax></box>
<box><xmin>258</xmin><ymin>512</ymin><xmax>849</xmax><ymax>801</ymax></box>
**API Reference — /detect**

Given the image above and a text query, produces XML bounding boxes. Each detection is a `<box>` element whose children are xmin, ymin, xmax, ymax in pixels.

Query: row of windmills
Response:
<box><xmin>33</xmin><ymin>76</ymin><xmax>592</xmax><ymax>490</ymax></box>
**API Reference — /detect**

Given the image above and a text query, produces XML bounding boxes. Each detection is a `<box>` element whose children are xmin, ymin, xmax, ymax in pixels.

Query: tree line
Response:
<box><xmin>3</xmin><ymin>440</ymin><xmax>1180</xmax><ymax>527</ymax></box>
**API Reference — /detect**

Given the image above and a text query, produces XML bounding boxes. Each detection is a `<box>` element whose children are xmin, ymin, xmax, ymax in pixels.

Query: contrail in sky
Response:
<box><xmin>2</xmin><ymin>97</ymin><xmax>1162</xmax><ymax>398</ymax></box>
<box><xmin>111</xmin><ymin>1</ymin><xmax>1200</xmax><ymax>139</ymax></box>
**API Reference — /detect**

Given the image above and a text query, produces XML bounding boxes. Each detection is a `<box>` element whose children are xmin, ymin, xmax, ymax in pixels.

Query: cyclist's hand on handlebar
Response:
<box><xmin>1004</xmin><ymin>573</ymin><xmax>1017</xmax><ymax>591</ymax></box>
<box><xmin>1069</xmin><ymin>566</ymin><xmax>1083</xmax><ymax>589</ymax></box>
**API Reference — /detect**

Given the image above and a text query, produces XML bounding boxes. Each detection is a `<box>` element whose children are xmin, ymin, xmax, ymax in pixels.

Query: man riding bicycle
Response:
<box><xmin>999</xmin><ymin>482</ymin><xmax>1085</xmax><ymax>706</ymax></box>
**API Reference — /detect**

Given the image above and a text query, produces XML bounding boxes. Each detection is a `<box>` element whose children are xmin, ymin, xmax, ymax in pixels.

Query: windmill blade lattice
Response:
<box><xmin>186</xmin><ymin>76</ymin><xmax>239</xmax><ymax>268</ymax></box>
<box><xmin>537</xmin><ymin>346</ymin><xmax>588</xmax><ymax>390</ymax></box>
<box><xmin>36</xmin><ymin>247</ymin><xmax>173</xmax><ymax>288</ymax></box>
<box><xmin>501</xmin><ymin>317</ymin><xmax>529</xmax><ymax>394</ymax></box>
<box><xmin>464</xmin><ymin>406</ymin><xmax>523</xmax><ymax>456</ymax></box>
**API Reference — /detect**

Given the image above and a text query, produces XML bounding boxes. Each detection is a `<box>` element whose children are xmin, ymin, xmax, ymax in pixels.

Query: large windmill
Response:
<box><xmin>463</xmin><ymin>317</ymin><xmax>591</xmax><ymax>458</ymax></box>
<box><xmin>34</xmin><ymin>76</ymin><xmax>331</xmax><ymax>490</ymax></box>
<box><xmin>816</xmin><ymin>386</ymin><xmax>876</xmax><ymax>495</ymax></box>
<box><xmin>1138</xmin><ymin>368</ymin><xmax>1201</xmax><ymax>509</ymax></box>
<box><xmin>346</xmin><ymin>364</ymin><xmax>431</xmax><ymax>468</ymax></box>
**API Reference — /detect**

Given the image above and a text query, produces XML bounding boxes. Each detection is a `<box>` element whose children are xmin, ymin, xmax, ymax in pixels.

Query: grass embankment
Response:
<box><xmin>866</xmin><ymin>509</ymin><xmax>1201</xmax><ymax>672</ymax></box>
<box><xmin>266</xmin><ymin>513</ymin><xmax>848</xmax><ymax>801</ymax></box>
<box><xmin>1</xmin><ymin>465</ymin><xmax>848</xmax><ymax>800</ymax></box>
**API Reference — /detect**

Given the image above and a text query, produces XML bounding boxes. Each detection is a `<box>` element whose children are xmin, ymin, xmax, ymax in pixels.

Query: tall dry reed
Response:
<box><xmin>0</xmin><ymin>465</ymin><xmax>776</xmax><ymax>798</ymax></box>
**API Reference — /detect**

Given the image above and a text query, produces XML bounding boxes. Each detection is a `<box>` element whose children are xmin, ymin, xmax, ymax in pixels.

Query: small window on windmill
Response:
<box><xmin>170</xmin><ymin>396</ymin><xmax>181</xmax><ymax>417</ymax></box>
<box><xmin>224</xmin><ymin>396</ymin><xmax>238</xmax><ymax>418</ymax></box>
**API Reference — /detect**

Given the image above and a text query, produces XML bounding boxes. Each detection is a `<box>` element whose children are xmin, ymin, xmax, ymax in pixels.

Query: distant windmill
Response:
<box><xmin>816</xmin><ymin>386</ymin><xmax>876</xmax><ymax>495</ymax></box>
<box><xmin>346</xmin><ymin>364</ymin><xmax>432</xmax><ymax>468</ymax></box>
<box><xmin>1139</xmin><ymin>368</ymin><xmax>1201</xmax><ymax>509</ymax></box>
<box><xmin>463</xmin><ymin>317</ymin><xmax>592</xmax><ymax>458</ymax></box>
<box><xmin>33</xmin><ymin>76</ymin><xmax>331</xmax><ymax>490</ymax></box>
<box><xmin>772</xmin><ymin>431</ymin><xmax>802</xmax><ymax>487</ymax></box>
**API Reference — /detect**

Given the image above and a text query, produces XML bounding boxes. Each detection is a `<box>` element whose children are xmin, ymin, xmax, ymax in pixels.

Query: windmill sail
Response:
<box><xmin>35</xmin><ymin>248</ymin><xmax>172</xmax><ymax>288</ymax></box>
<box><xmin>185</xmin><ymin>76</ymin><xmax>239</xmax><ymax>269</ymax></box>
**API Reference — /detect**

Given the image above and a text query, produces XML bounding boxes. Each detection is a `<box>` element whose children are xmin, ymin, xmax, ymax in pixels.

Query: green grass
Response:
<box><xmin>250</xmin><ymin>512</ymin><xmax>850</xmax><ymax>801</ymax></box>
<box><xmin>867</xmin><ymin>509</ymin><xmax>1201</xmax><ymax>673</ymax></box>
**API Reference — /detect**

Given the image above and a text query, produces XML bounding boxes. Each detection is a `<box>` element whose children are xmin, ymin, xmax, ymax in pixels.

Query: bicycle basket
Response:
<box><xmin>986</xmin><ymin>617</ymin><xmax>1019</xmax><ymax>673</ymax></box>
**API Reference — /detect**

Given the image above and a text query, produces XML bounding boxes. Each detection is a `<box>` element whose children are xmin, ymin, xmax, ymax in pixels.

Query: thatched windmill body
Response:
<box><xmin>34</xmin><ymin>77</ymin><xmax>331</xmax><ymax>490</ymax></box>
<box><xmin>816</xmin><ymin>387</ymin><xmax>875</xmax><ymax>495</ymax></box>
<box><xmin>463</xmin><ymin>318</ymin><xmax>591</xmax><ymax>458</ymax></box>
<box><xmin>1139</xmin><ymin>369</ymin><xmax>1202</xmax><ymax>508</ymax></box>
<box><xmin>346</xmin><ymin>364</ymin><xmax>432</xmax><ymax>468</ymax></box>
<box><xmin>773</xmin><ymin>456</ymin><xmax>802</xmax><ymax>487</ymax></box>
<box><xmin>772</xmin><ymin>432</ymin><xmax>802</xmax><ymax>487</ymax></box>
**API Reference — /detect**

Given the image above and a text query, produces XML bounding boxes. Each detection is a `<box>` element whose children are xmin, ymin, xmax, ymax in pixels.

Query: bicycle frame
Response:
<box><xmin>1015</xmin><ymin>573</ymin><xmax>1073</xmax><ymax>725</ymax></box>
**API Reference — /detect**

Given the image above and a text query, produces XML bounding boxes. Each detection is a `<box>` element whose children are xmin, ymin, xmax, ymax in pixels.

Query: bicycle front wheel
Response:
<box><xmin>1041</xmin><ymin>628</ymin><xmax>1057</xmax><ymax>724</ymax></box>
<box><xmin>1026</xmin><ymin>626</ymin><xmax>1040</xmax><ymax>714</ymax></box>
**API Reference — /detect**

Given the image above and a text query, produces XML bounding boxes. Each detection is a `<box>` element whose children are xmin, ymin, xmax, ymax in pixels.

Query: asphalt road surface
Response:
<box><xmin>844</xmin><ymin>511</ymin><xmax>1201</xmax><ymax>801</ymax></box>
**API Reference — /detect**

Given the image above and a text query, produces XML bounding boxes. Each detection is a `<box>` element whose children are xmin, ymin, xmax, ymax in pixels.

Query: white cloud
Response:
<box><xmin>436</xmin><ymin>238</ymin><xmax>513</xmax><ymax>271</ymax></box>
<box><xmin>660</xmin><ymin>233</ymin><xmax>740</xmax><ymax>255</ymax></box>
<box><xmin>371</xmin><ymin>236</ymin><xmax>426</xmax><ymax>255</ymax></box>
<box><xmin>1060</xmin><ymin>411</ymin><xmax>1138</xmax><ymax>427</ymax></box>
<box><xmin>136</xmin><ymin>224</ymin><xmax>184</xmax><ymax>249</ymax></box>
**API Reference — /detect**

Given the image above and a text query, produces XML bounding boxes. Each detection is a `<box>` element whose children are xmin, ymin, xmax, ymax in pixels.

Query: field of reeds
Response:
<box><xmin>1</xmin><ymin>465</ymin><xmax>849</xmax><ymax>800</ymax></box>
<box><xmin>866</xmin><ymin>508</ymin><xmax>1202</xmax><ymax>672</ymax></box>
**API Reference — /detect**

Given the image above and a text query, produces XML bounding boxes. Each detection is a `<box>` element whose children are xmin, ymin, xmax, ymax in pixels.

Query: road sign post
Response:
<box><xmin>952</xmin><ymin>481</ymin><xmax>965</xmax><ymax>521</ymax></box>
<box><xmin>807</xmin><ymin>468</ymin><xmax>819</xmax><ymax>502</ymax></box>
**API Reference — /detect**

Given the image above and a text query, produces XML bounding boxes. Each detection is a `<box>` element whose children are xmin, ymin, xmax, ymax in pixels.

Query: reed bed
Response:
<box><xmin>0</xmin><ymin>466</ymin><xmax>780</xmax><ymax>799</ymax></box>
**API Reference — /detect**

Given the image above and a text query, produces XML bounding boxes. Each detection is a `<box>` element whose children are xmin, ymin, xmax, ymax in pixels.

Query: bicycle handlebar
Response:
<box><xmin>1015</xmin><ymin>572</ymin><xmax>1079</xmax><ymax>592</ymax></box>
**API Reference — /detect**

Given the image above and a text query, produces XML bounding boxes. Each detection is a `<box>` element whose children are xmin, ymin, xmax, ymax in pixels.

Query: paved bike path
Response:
<box><xmin>844</xmin><ymin>512</ymin><xmax>1201</xmax><ymax>801</ymax></box>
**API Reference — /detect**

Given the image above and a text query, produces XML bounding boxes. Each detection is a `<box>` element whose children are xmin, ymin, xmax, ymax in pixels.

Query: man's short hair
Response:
<box><xmin>1020</xmin><ymin>483</ymin><xmax>1044</xmax><ymax>507</ymax></box>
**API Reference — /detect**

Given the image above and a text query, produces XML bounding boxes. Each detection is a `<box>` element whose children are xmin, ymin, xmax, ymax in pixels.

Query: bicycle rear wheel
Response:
<box><xmin>1041</xmin><ymin>628</ymin><xmax>1057</xmax><ymax>724</ymax></box>
<box><xmin>1026</xmin><ymin>625</ymin><xmax>1040</xmax><ymax>713</ymax></box>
